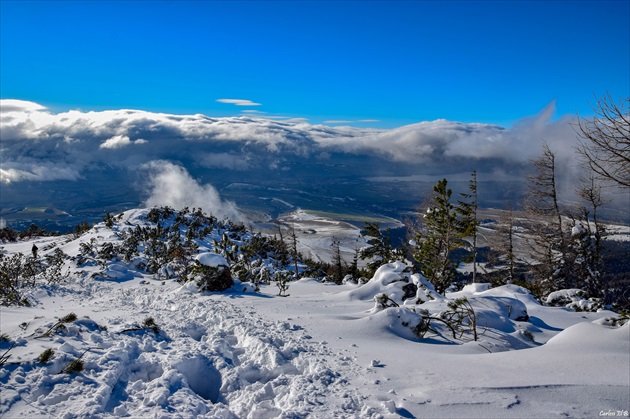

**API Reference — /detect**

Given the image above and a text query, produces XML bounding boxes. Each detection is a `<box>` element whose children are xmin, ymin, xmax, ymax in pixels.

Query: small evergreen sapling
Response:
<box><xmin>62</xmin><ymin>348</ymin><xmax>91</xmax><ymax>374</ymax></box>
<box><xmin>120</xmin><ymin>317</ymin><xmax>161</xmax><ymax>334</ymax></box>
<box><xmin>373</xmin><ymin>293</ymin><xmax>399</xmax><ymax>311</ymax></box>
<box><xmin>63</xmin><ymin>358</ymin><xmax>84</xmax><ymax>374</ymax></box>
<box><xmin>408</xmin><ymin>297</ymin><xmax>478</xmax><ymax>341</ymax></box>
<box><xmin>456</xmin><ymin>171</ymin><xmax>479</xmax><ymax>283</ymax></box>
<box><xmin>38</xmin><ymin>312</ymin><xmax>78</xmax><ymax>338</ymax></box>
<box><xmin>38</xmin><ymin>348</ymin><xmax>55</xmax><ymax>364</ymax></box>
<box><xmin>0</xmin><ymin>343</ymin><xmax>15</xmax><ymax>367</ymax></box>
<box><xmin>441</xmin><ymin>297</ymin><xmax>478</xmax><ymax>341</ymax></box>
<box><xmin>275</xmin><ymin>271</ymin><xmax>291</xmax><ymax>297</ymax></box>
<box><xmin>360</xmin><ymin>222</ymin><xmax>394</xmax><ymax>277</ymax></box>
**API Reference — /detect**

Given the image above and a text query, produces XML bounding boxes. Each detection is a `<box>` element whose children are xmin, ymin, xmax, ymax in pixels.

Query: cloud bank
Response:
<box><xmin>0</xmin><ymin>99</ymin><xmax>595</xmax><ymax>211</ymax></box>
<box><xmin>0</xmin><ymin>99</ymin><xmax>577</xmax><ymax>173</ymax></box>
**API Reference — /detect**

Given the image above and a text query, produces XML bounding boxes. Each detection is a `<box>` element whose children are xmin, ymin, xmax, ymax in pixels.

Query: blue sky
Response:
<box><xmin>1</xmin><ymin>0</ymin><xmax>628</xmax><ymax>128</ymax></box>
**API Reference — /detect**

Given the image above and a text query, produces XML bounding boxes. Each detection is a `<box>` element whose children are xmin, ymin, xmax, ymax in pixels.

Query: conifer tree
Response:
<box><xmin>491</xmin><ymin>206</ymin><xmax>521</xmax><ymax>284</ymax></box>
<box><xmin>456</xmin><ymin>171</ymin><xmax>479</xmax><ymax>283</ymax></box>
<box><xmin>347</xmin><ymin>248</ymin><xmax>361</xmax><ymax>282</ymax></box>
<box><xmin>288</xmin><ymin>223</ymin><xmax>300</xmax><ymax>278</ymax></box>
<box><xmin>330</xmin><ymin>238</ymin><xmax>345</xmax><ymax>284</ymax></box>
<box><xmin>412</xmin><ymin>179</ymin><xmax>462</xmax><ymax>294</ymax></box>
<box><xmin>359</xmin><ymin>222</ymin><xmax>393</xmax><ymax>277</ymax></box>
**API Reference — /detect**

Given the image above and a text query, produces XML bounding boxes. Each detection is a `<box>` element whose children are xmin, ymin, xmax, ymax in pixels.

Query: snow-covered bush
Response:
<box><xmin>594</xmin><ymin>315</ymin><xmax>629</xmax><ymax>328</ymax></box>
<box><xmin>441</xmin><ymin>297</ymin><xmax>478</xmax><ymax>341</ymax></box>
<box><xmin>349</xmin><ymin>262</ymin><xmax>444</xmax><ymax>307</ymax></box>
<box><xmin>372</xmin><ymin>293</ymin><xmax>399</xmax><ymax>312</ymax></box>
<box><xmin>0</xmin><ymin>250</ymin><xmax>69</xmax><ymax>306</ymax></box>
<box><xmin>546</xmin><ymin>288</ymin><xmax>603</xmax><ymax>312</ymax></box>
<box><xmin>65</xmin><ymin>207</ymin><xmax>309</xmax><ymax>293</ymax></box>
<box><xmin>190</xmin><ymin>253</ymin><xmax>233</xmax><ymax>292</ymax></box>
<box><xmin>355</xmin><ymin>263</ymin><xmax>536</xmax><ymax>344</ymax></box>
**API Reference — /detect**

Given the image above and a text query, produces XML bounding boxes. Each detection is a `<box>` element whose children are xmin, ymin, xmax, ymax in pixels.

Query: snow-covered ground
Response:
<box><xmin>273</xmin><ymin>210</ymin><xmax>367</xmax><ymax>265</ymax></box>
<box><xmin>1</xmin><ymin>209</ymin><xmax>628</xmax><ymax>418</ymax></box>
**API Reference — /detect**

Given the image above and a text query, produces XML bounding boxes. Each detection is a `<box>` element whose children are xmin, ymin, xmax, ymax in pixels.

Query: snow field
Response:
<box><xmin>0</xmin><ymin>275</ymin><xmax>379</xmax><ymax>418</ymax></box>
<box><xmin>1</xmin><ymin>208</ymin><xmax>628</xmax><ymax>418</ymax></box>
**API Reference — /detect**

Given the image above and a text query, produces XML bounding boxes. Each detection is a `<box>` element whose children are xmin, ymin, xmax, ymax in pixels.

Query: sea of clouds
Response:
<box><xmin>2</xmin><ymin>99</ymin><xmax>619</xmax><ymax>216</ymax></box>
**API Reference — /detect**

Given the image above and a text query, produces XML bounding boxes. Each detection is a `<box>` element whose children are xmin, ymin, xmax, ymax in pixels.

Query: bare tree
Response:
<box><xmin>574</xmin><ymin>93</ymin><xmax>630</xmax><ymax>189</ymax></box>
<box><xmin>525</xmin><ymin>143</ymin><xmax>569</xmax><ymax>293</ymax></box>
<box><xmin>570</xmin><ymin>173</ymin><xmax>608</xmax><ymax>298</ymax></box>
<box><xmin>577</xmin><ymin>174</ymin><xmax>606</xmax><ymax>237</ymax></box>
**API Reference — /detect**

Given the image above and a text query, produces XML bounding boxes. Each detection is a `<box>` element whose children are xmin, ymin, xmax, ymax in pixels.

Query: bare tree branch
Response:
<box><xmin>573</xmin><ymin>93</ymin><xmax>630</xmax><ymax>189</ymax></box>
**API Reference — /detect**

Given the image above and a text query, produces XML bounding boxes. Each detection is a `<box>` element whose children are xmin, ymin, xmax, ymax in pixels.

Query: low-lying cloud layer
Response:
<box><xmin>0</xmin><ymin>99</ymin><xmax>590</xmax><ymax>210</ymax></box>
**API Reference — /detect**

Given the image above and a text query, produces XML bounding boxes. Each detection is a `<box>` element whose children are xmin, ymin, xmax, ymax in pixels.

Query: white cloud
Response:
<box><xmin>142</xmin><ymin>160</ymin><xmax>243</xmax><ymax>222</ymax></box>
<box><xmin>0</xmin><ymin>99</ymin><xmax>48</xmax><ymax>113</ymax></box>
<box><xmin>0</xmin><ymin>99</ymin><xmax>584</xmax><ymax>193</ymax></box>
<box><xmin>324</xmin><ymin>119</ymin><xmax>380</xmax><ymax>124</ymax></box>
<box><xmin>217</xmin><ymin>99</ymin><xmax>262</xmax><ymax>106</ymax></box>
<box><xmin>100</xmin><ymin>135</ymin><xmax>130</xmax><ymax>149</ymax></box>
<box><xmin>0</xmin><ymin>164</ymin><xmax>82</xmax><ymax>184</ymax></box>
<box><xmin>99</xmin><ymin>135</ymin><xmax>147</xmax><ymax>149</ymax></box>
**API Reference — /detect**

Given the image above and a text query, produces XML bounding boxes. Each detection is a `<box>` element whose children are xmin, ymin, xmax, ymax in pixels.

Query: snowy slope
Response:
<box><xmin>1</xmin><ymin>209</ymin><xmax>628</xmax><ymax>418</ymax></box>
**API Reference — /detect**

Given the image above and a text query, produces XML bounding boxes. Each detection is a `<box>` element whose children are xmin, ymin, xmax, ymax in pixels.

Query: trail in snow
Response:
<box><xmin>1</xmin><ymin>276</ymin><xmax>379</xmax><ymax>418</ymax></box>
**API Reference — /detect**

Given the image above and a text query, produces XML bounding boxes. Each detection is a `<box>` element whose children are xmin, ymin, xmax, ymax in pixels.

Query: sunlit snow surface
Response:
<box><xmin>0</xmin><ymin>210</ymin><xmax>628</xmax><ymax>418</ymax></box>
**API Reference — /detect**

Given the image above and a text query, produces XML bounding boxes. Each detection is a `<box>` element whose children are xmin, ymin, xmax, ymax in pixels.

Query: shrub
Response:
<box><xmin>275</xmin><ymin>271</ymin><xmax>291</xmax><ymax>297</ymax></box>
<box><xmin>40</xmin><ymin>313</ymin><xmax>77</xmax><ymax>337</ymax></box>
<box><xmin>38</xmin><ymin>348</ymin><xmax>55</xmax><ymax>364</ymax></box>
<box><xmin>191</xmin><ymin>261</ymin><xmax>233</xmax><ymax>292</ymax></box>
<box><xmin>441</xmin><ymin>297</ymin><xmax>478</xmax><ymax>341</ymax></box>
<box><xmin>63</xmin><ymin>358</ymin><xmax>84</xmax><ymax>374</ymax></box>
<box><xmin>0</xmin><ymin>344</ymin><xmax>14</xmax><ymax>366</ymax></box>
<box><xmin>143</xmin><ymin>317</ymin><xmax>160</xmax><ymax>334</ymax></box>
<box><xmin>59</xmin><ymin>313</ymin><xmax>78</xmax><ymax>323</ymax></box>
<box><xmin>373</xmin><ymin>293</ymin><xmax>399</xmax><ymax>311</ymax></box>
